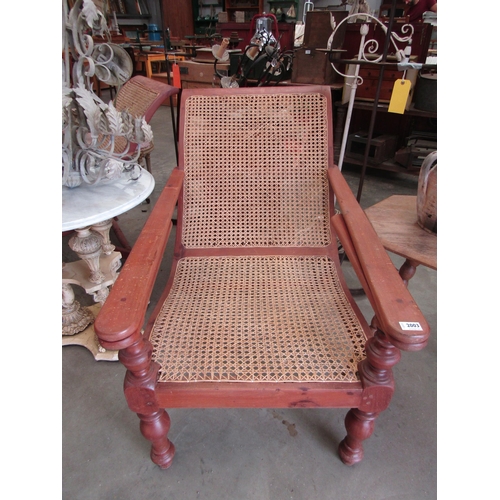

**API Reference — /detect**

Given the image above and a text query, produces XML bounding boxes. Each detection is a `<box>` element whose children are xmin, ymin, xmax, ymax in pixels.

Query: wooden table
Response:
<box><xmin>133</xmin><ymin>50</ymin><xmax>191</xmax><ymax>79</ymax></box>
<box><xmin>134</xmin><ymin>51</ymin><xmax>166</xmax><ymax>78</ymax></box>
<box><xmin>365</xmin><ymin>195</ymin><xmax>437</xmax><ymax>285</ymax></box>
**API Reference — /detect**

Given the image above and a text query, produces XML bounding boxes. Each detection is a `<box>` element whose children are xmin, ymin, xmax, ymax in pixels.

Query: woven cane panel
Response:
<box><xmin>98</xmin><ymin>82</ymin><xmax>159</xmax><ymax>155</ymax></box>
<box><xmin>115</xmin><ymin>81</ymin><xmax>159</xmax><ymax>117</ymax></box>
<box><xmin>182</xmin><ymin>92</ymin><xmax>331</xmax><ymax>248</ymax></box>
<box><xmin>150</xmin><ymin>256</ymin><xmax>367</xmax><ymax>383</ymax></box>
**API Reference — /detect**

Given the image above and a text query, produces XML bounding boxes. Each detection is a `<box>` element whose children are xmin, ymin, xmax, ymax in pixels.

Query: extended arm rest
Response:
<box><xmin>95</xmin><ymin>168</ymin><xmax>184</xmax><ymax>351</ymax></box>
<box><xmin>328</xmin><ymin>165</ymin><xmax>430</xmax><ymax>351</ymax></box>
<box><xmin>331</xmin><ymin>212</ymin><xmax>374</xmax><ymax>306</ymax></box>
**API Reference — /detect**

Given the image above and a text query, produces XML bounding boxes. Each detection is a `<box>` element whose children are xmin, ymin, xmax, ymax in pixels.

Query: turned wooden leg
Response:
<box><xmin>339</xmin><ymin>324</ymin><xmax>402</xmax><ymax>465</ymax></box>
<box><xmin>398</xmin><ymin>258</ymin><xmax>419</xmax><ymax>286</ymax></box>
<box><xmin>119</xmin><ymin>338</ymin><xmax>176</xmax><ymax>469</ymax></box>
<box><xmin>359</xmin><ymin>326</ymin><xmax>401</xmax><ymax>387</ymax></box>
<box><xmin>138</xmin><ymin>409</ymin><xmax>176</xmax><ymax>469</ymax></box>
<box><xmin>111</xmin><ymin>218</ymin><xmax>132</xmax><ymax>255</ymax></box>
<box><xmin>144</xmin><ymin>153</ymin><xmax>152</xmax><ymax>174</ymax></box>
<box><xmin>339</xmin><ymin>409</ymin><xmax>379</xmax><ymax>465</ymax></box>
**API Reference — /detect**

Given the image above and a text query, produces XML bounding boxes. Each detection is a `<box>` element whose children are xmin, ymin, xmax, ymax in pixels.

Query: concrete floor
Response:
<box><xmin>62</xmin><ymin>98</ymin><xmax>437</xmax><ymax>500</ymax></box>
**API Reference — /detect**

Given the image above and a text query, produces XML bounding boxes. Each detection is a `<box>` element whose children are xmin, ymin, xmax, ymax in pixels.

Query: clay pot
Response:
<box><xmin>416</xmin><ymin>151</ymin><xmax>437</xmax><ymax>233</ymax></box>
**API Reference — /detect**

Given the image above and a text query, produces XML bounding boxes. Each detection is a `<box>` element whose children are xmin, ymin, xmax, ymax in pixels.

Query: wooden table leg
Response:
<box><xmin>398</xmin><ymin>258</ymin><xmax>419</xmax><ymax>287</ymax></box>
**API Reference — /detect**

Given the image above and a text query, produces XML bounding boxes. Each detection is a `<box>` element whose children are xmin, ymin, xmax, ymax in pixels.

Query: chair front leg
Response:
<box><xmin>119</xmin><ymin>338</ymin><xmax>176</xmax><ymax>469</ymax></box>
<box><xmin>138</xmin><ymin>408</ymin><xmax>175</xmax><ymax>469</ymax></box>
<box><xmin>339</xmin><ymin>408</ymin><xmax>379</xmax><ymax>466</ymax></box>
<box><xmin>339</xmin><ymin>323</ymin><xmax>402</xmax><ymax>465</ymax></box>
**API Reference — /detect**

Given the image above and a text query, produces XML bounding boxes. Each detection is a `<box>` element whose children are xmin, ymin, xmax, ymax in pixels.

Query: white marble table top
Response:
<box><xmin>62</xmin><ymin>169</ymin><xmax>155</xmax><ymax>232</ymax></box>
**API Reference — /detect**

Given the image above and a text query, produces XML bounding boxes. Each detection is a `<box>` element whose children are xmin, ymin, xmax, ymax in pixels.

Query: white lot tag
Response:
<box><xmin>399</xmin><ymin>321</ymin><xmax>423</xmax><ymax>331</ymax></box>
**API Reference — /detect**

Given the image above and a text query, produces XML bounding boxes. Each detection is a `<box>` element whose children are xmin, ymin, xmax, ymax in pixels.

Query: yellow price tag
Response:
<box><xmin>388</xmin><ymin>79</ymin><xmax>412</xmax><ymax>114</ymax></box>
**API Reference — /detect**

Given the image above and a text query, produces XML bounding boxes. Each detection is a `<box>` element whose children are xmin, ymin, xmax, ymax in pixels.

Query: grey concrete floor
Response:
<box><xmin>62</xmin><ymin>97</ymin><xmax>437</xmax><ymax>500</ymax></box>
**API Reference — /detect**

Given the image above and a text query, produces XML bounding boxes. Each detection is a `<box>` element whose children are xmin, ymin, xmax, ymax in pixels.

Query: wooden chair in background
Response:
<box><xmin>112</xmin><ymin>75</ymin><xmax>178</xmax><ymax>175</ymax></box>
<box><xmin>107</xmin><ymin>75</ymin><xmax>179</xmax><ymax>255</ymax></box>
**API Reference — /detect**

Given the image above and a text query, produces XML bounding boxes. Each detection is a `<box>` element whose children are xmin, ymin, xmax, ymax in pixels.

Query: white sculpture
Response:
<box><xmin>62</xmin><ymin>0</ymin><xmax>153</xmax><ymax>188</ymax></box>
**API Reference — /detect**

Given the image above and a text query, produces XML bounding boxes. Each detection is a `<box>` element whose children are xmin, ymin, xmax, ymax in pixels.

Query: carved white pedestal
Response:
<box><xmin>62</xmin><ymin>281</ymin><xmax>94</xmax><ymax>335</ymax></box>
<box><xmin>62</xmin><ymin>225</ymin><xmax>122</xmax><ymax>360</ymax></box>
<box><xmin>62</xmin><ymin>168</ymin><xmax>155</xmax><ymax>361</ymax></box>
<box><xmin>62</xmin><ymin>304</ymin><xmax>118</xmax><ymax>361</ymax></box>
<box><xmin>63</xmin><ymin>248</ymin><xmax>122</xmax><ymax>306</ymax></box>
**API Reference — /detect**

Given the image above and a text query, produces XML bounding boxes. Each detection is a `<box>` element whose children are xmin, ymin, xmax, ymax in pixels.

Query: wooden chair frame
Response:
<box><xmin>95</xmin><ymin>85</ymin><xmax>430</xmax><ymax>470</ymax></box>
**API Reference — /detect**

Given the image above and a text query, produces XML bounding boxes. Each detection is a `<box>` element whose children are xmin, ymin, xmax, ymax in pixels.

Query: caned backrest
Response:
<box><xmin>179</xmin><ymin>86</ymin><xmax>334</xmax><ymax>249</ymax></box>
<box><xmin>115</xmin><ymin>80</ymin><xmax>159</xmax><ymax>117</ymax></box>
<box><xmin>111</xmin><ymin>76</ymin><xmax>177</xmax><ymax>155</ymax></box>
<box><xmin>114</xmin><ymin>76</ymin><xmax>169</xmax><ymax>120</ymax></box>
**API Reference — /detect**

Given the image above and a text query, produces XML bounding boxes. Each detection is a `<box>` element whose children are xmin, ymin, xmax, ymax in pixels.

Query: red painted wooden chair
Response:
<box><xmin>95</xmin><ymin>85</ymin><xmax>430</xmax><ymax>469</ymax></box>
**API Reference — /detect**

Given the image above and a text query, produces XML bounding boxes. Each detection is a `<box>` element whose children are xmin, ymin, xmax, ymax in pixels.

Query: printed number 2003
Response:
<box><xmin>399</xmin><ymin>321</ymin><xmax>423</xmax><ymax>331</ymax></box>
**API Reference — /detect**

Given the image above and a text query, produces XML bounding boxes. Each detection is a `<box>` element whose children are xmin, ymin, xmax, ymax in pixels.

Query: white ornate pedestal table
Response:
<box><xmin>62</xmin><ymin>169</ymin><xmax>155</xmax><ymax>361</ymax></box>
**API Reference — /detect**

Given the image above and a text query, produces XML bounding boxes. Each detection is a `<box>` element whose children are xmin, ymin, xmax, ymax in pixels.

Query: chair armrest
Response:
<box><xmin>331</xmin><ymin>212</ymin><xmax>374</xmax><ymax>306</ymax></box>
<box><xmin>328</xmin><ymin>165</ymin><xmax>430</xmax><ymax>351</ymax></box>
<box><xmin>94</xmin><ymin>168</ymin><xmax>184</xmax><ymax>351</ymax></box>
